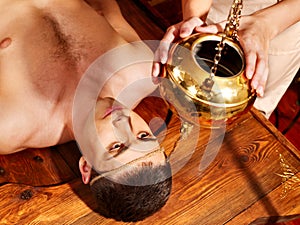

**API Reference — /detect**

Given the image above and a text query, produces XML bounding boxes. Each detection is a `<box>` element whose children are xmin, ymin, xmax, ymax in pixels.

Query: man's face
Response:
<box><xmin>86</xmin><ymin>97</ymin><xmax>163</xmax><ymax>172</ymax></box>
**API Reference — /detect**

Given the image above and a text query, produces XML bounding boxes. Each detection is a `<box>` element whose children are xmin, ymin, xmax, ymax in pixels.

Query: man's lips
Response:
<box><xmin>103</xmin><ymin>106</ymin><xmax>124</xmax><ymax>118</ymax></box>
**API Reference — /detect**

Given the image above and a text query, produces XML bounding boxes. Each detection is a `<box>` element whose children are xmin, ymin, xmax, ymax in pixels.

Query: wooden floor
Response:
<box><xmin>1</xmin><ymin>1</ymin><xmax>300</xmax><ymax>225</ymax></box>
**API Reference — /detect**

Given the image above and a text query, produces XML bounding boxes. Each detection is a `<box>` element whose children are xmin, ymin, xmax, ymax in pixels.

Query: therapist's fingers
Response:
<box><xmin>250</xmin><ymin>52</ymin><xmax>268</xmax><ymax>97</ymax></box>
<box><xmin>153</xmin><ymin>25</ymin><xmax>180</xmax><ymax>67</ymax></box>
<box><xmin>157</xmin><ymin>17</ymin><xmax>205</xmax><ymax>64</ymax></box>
<box><xmin>152</xmin><ymin>62</ymin><xmax>161</xmax><ymax>83</ymax></box>
<box><xmin>195</xmin><ymin>21</ymin><xmax>226</xmax><ymax>34</ymax></box>
<box><xmin>152</xmin><ymin>25</ymin><xmax>180</xmax><ymax>79</ymax></box>
<box><xmin>179</xmin><ymin>17</ymin><xmax>205</xmax><ymax>37</ymax></box>
<box><xmin>152</xmin><ymin>40</ymin><xmax>170</xmax><ymax>78</ymax></box>
<box><xmin>244</xmin><ymin>50</ymin><xmax>256</xmax><ymax>80</ymax></box>
<box><xmin>256</xmin><ymin>65</ymin><xmax>269</xmax><ymax>97</ymax></box>
<box><xmin>238</xmin><ymin>30</ymin><xmax>269</xmax><ymax>97</ymax></box>
<box><xmin>151</xmin><ymin>61</ymin><xmax>167</xmax><ymax>84</ymax></box>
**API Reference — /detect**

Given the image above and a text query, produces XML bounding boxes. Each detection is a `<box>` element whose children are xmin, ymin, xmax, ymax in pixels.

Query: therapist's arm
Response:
<box><xmin>181</xmin><ymin>0</ymin><xmax>212</xmax><ymax>20</ymax></box>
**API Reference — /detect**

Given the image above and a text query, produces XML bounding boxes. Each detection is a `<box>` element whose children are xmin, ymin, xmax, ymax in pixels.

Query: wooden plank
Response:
<box><xmin>227</xmin><ymin>176</ymin><xmax>300</xmax><ymax>225</ymax></box>
<box><xmin>0</xmin><ymin>147</ymin><xmax>77</xmax><ymax>186</ymax></box>
<box><xmin>250</xmin><ymin>108</ymin><xmax>300</xmax><ymax>159</ymax></box>
<box><xmin>0</xmin><ymin>179</ymin><xmax>98</xmax><ymax>225</ymax></box>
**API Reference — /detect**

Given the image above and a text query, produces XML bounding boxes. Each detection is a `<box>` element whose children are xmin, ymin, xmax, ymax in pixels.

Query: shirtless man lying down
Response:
<box><xmin>0</xmin><ymin>0</ymin><xmax>172</xmax><ymax>222</ymax></box>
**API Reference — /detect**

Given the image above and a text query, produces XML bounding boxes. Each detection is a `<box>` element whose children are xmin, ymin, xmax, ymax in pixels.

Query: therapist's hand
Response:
<box><xmin>194</xmin><ymin>15</ymin><xmax>271</xmax><ymax>97</ymax></box>
<box><xmin>152</xmin><ymin>17</ymin><xmax>205</xmax><ymax>84</ymax></box>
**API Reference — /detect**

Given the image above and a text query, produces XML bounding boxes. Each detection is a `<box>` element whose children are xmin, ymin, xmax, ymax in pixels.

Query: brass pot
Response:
<box><xmin>159</xmin><ymin>33</ymin><xmax>256</xmax><ymax>128</ymax></box>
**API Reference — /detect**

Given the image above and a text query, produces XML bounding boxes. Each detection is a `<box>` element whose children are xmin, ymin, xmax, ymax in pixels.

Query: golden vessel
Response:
<box><xmin>159</xmin><ymin>0</ymin><xmax>256</xmax><ymax>128</ymax></box>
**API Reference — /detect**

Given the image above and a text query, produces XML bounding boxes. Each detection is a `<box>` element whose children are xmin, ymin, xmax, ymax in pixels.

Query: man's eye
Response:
<box><xmin>109</xmin><ymin>143</ymin><xmax>123</xmax><ymax>152</ymax></box>
<box><xmin>137</xmin><ymin>131</ymin><xmax>150</xmax><ymax>140</ymax></box>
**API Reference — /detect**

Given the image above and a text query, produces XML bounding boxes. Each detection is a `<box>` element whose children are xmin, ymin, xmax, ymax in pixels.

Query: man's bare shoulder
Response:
<box><xmin>0</xmin><ymin>0</ymin><xmax>38</xmax><ymax>15</ymax></box>
<box><xmin>0</xmin><ymin>1</ymin><xmax>41</xmax><ymax>35</ymax></box>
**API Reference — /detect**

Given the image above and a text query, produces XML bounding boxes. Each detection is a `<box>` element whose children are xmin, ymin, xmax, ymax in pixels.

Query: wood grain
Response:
<box><xmin>0</xmin><ymin>1</ymin><xmax>300</xmax><ymax>225</ymax></box>
<box><xmin>0</xmin><ymin>147</ymin><xmax>79</xmax><ymax>186</ymax></box>
<box><xmin>0</xmin><ymin>179</ymin><xmax>97</xmax><ymax>225</ymax></box>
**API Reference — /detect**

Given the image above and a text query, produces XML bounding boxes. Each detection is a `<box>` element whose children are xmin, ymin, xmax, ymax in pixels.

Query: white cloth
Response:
<box><xmin>206</xmin><ymin>0</ymin><xmax>300</xmax><ymax>118</ymax></box>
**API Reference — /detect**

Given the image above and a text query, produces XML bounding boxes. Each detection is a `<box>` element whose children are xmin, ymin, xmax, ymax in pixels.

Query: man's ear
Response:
<box><xmin>79</xmin><ymin>156</ymin><xmax>92</xmax><ymax>184</ymax></box>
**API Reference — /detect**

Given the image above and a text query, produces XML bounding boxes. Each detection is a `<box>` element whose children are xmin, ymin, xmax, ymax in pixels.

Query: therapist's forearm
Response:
<box><xmin>181</xmin><ymin>0</ymin><xmax>213</xmax><ymax>20</ymax></box>
<box><xmin>252</xmin><ymin>0</ymin><xmax>300</xmax><ymax>39</ymax></box>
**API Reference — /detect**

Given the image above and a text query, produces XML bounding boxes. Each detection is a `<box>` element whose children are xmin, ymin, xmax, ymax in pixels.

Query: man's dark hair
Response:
<box><xmin>90</xmin><ymin>162</ymin><xmax>172</xmax><ymax>222</ymax></box>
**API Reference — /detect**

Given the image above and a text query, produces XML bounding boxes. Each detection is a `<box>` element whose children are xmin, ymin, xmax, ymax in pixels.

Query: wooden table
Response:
<box><xmin>1</xmin><ymin>1</ymin><xmax>300</xmax><ymax>224</ymax></box>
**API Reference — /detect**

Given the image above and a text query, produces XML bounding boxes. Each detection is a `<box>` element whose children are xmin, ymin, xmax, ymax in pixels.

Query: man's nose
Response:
<box><xmin>112</xmin><ymin>115</ymin><xmax>134</xmax><ymax>142</ymax></box>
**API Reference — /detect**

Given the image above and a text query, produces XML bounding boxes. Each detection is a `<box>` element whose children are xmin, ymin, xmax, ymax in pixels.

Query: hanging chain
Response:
<box><xmin>209</xmin><ymin>0</ymin><xmax>243</xmax><ymax>79</ymax></box>
<box><xmin>224</xmin><ymin>0</ymin><xmax>243</xmax><ymax>41</ymax></box>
